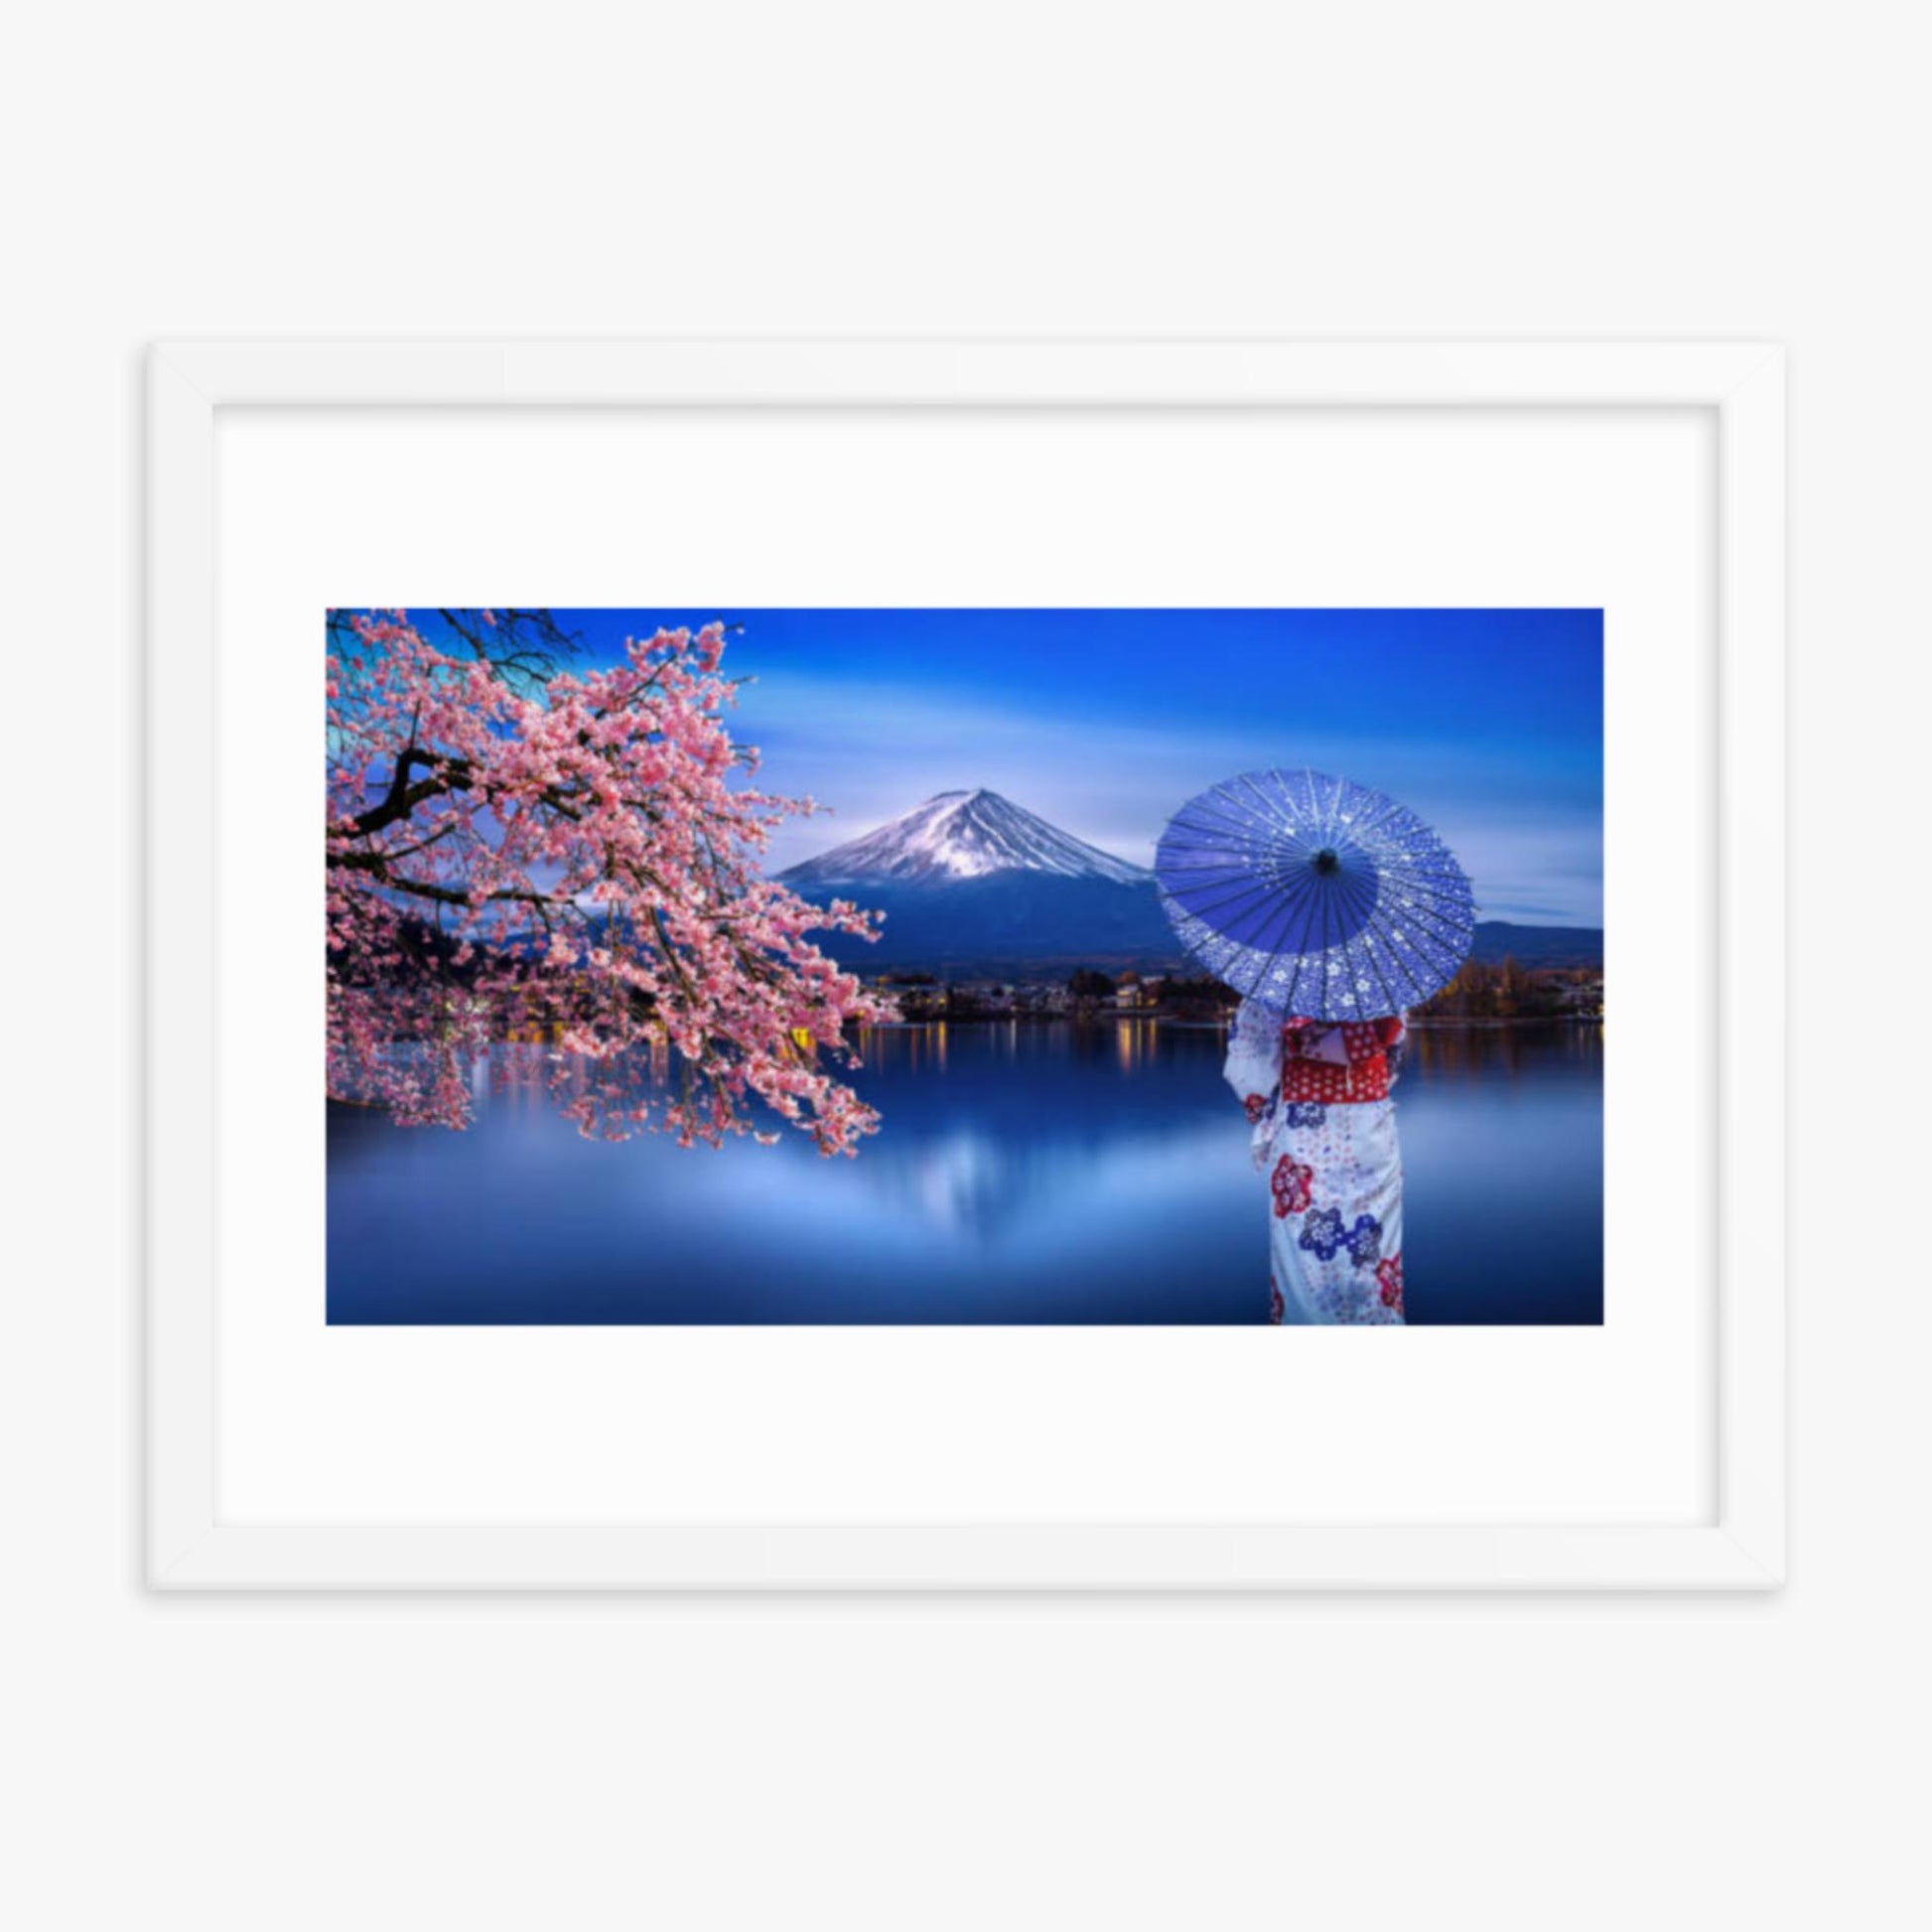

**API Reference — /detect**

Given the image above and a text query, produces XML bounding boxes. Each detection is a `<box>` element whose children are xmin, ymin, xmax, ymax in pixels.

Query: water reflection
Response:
<box><xmin>329</xmin><ymin>1020</ymin><xmax>1602</xmax><ymax>1325</ymax></box>
<box><xmin>1405</xmin><ymin>1020</ymin><xmax>1604</xmax><ymax>1087</ymax></box>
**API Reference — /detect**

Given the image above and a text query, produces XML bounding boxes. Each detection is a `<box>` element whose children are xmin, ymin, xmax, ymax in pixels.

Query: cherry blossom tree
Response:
<box><xmin>327</xmin><ymin>610</ymin><xmax>893</xmax><ymax>1154</ymax></box>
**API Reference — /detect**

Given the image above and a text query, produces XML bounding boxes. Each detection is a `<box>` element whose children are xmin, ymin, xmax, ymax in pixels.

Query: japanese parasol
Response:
<box><xmin>1155</xmin><ymin>768</ymin><xmax>1474</xmax><ymax>1021</ymax></box>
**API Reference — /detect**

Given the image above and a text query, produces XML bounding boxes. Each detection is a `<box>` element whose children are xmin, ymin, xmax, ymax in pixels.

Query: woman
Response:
<box><xmin>1223</xmin><ymin>1000</ymin><xmax>1409</xmax><ymax>1325</ymax></box>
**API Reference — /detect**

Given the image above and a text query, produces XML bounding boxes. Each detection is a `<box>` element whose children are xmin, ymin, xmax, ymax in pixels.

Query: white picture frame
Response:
<box><xmin>148</xmin><ymin>340</ymin><xmax>1784</xmax><ymax>1590</ymax></box>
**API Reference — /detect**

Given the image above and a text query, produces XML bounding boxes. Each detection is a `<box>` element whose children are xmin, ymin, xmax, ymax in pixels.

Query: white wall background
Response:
<box><xmin>3</xmin><ymin>4</ymin><xmax>1922</xmax><ymax>1926</ymax></box>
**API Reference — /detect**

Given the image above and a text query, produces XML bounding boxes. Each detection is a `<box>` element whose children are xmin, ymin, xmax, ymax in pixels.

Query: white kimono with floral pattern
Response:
<box><xmin>1223</xmin><ymin>998</ymin><xmax>1407</xmax><ymax>1325</ymax></box>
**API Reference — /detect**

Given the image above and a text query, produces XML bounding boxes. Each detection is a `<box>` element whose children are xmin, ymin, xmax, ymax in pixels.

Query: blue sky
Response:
<box><xmin>535</xmin><ymin>609</ymin><xmax>1603</xmax><ymax>925</ymax></box>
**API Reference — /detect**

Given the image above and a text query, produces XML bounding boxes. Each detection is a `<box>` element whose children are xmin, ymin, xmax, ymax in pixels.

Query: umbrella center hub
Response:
<box><xmin>1311</xmin><ymin>847</ymin><xmax>1341</xmax><ymax>876</ymax></box>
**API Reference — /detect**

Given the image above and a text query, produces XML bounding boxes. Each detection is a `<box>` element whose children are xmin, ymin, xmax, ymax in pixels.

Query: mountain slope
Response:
<box><xmin>816</xmin><ymin>873</ymin><xmax>1183</xmax><ymax>972</ymax></box>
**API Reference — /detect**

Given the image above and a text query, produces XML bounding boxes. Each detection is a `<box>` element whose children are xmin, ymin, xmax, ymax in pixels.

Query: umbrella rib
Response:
<box><xmin>1333</xmin><ymin>923</ymin><xmax>1355</xmax><ymax>1020</ymax></box>
<box><xmin>1314</xmin><ymin>855</ymin><xmax>1334</xmax><ymax>1017</ymax></box>
<box><xmin>1162</xmin><ymin>831</ymin><xmax>1283</xmax><ymax>895</ymax></box>
<box><xmin>1188</xmin><ymin>784</ymin><xmax>1278</xmax><ymax>841</ymax></box>
<box><xmin>1328</xmin><ymin>879</ymin><xmax>1356</xmax><ymax>1018</ymax></box>
<box><xmin>1234</xmin><ymin>770</ymin><xmax>1311</xmax><ymax>858</ymax></box>
<box><xmin>1350</xmin><ymin>791</ymin><xmax>1412</xmax><ymax>847</ymax></box>
<box><xmin>1230</xmin><ymin>769</ymin><xmax>1290</xmax><ymax>827</ymax></box>
<box><xmin>1361</xmin><ymin>915</ymin><xmax>1405</xmax><ymax>1018</ymax></box>
<box><xmin>1167</xmin><ymin>803</ymin><xmax>1259</xmax><ymax>845</ymax></box>
<box><xmin>1226</xmin><ymin>866</ymin><xmax>1295</xmax><ymax>1003</ymax></box>
<box><xmin>1282</xmin><ymin>934</ymin><xmax>1308</xmax><ymax>1017</ymax></box>
<box><xmin>1236</xmin><ymin>861</ymin><xmax>1313</xmax><ymax>1012</ymax></box>
<box><xmin>1162</xmin><ymin>806</ymin><xmax>1252</xmax><ymax>837</ymax></box>
<box><xmin>1158</xmin><ymin>858</ymin><xmax>1268</xmax><ymax>891</ymax></box>
<box><xmin>1344</xmin><ymin>881</ymin><xmax>1391</xmax><ymax>1028</ymax></box>
<box><xmin>1349</xmin><ymin>927</ymin><xmax>1377</xmax><ymax>1021</ymax></box>
<box><xmin>1175</xmin><ymin>870</ymin><xmax>1293</xmax><ymax>930</ymax></box>
<box><xmin>1340</xmin><ymin>893</ymin><xmax>1377</xmax><ymax>1021</ymax></box>
<box><xmin>1380</xmin><ymin>889</ymin><xmax>1474</xmax><ymax>959</ymax></box>
<box><xmin>1253</xmin><ymin>862</ymin><xmax>1325</xmax><ymax>1004</ymax></box>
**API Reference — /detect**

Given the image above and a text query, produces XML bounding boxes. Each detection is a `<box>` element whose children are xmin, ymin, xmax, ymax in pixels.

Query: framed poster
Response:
<box><xmin>148</xmin><ymin>341</ymin><xmax>1784</xmax><ymax>1588</ymax></box>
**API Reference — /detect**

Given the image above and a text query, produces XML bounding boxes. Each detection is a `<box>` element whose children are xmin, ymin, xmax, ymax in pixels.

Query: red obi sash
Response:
<box><xmin>1279</xmin><ymin>1017</ymin><xmax>1405</xmax><ymax>1105</ymax></box>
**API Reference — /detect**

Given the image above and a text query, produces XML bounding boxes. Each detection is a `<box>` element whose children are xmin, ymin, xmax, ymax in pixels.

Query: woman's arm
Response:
<box><xmin>1223</xmin><ymin>998</ymin><xmax>1283</xmax><ymax>1120</ymax></box>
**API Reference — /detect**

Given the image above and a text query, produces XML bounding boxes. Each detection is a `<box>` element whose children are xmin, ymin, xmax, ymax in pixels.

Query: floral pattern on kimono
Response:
<box><xmin>1375</xmin><ymin>1254</ymin><xmax>1405</xmax><ymax>1317</ymax></box>
<box><xmin>1270</xmin><ymin>1155</ymin><xmax>1314</xmax><ymax>1217</ymax></box>
<box><xmin>1224</xmin><ymin>998</ymin><xmax>1408</xmax><ymax>1326</ymax></box>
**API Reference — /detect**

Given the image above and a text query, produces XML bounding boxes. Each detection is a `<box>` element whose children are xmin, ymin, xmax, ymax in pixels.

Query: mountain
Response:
<box><xmin>777</xmin><ymin>790</ymin><xmax>1603</xmax><ymax>979</ymax></box>
<box><xmin>780</xmin><ymin>788</ymin><xmax>1150</xmax><ymax>889</ymax></box>
<box><xmin>778</xmin><ymin>790</ymin><xmax>1177</xmax><ymax>971</ymax></box>
<box><xmin>1466</xmin><ymin>922</ymin><xmax>1603</xmax><ymax>970</ymax></box>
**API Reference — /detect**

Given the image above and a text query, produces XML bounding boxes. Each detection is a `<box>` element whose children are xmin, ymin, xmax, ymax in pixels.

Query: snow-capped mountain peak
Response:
<box><xmin>778</xmin><ymin>789</ymin><xmax>1151</xmax><ymax>888</ymax></box>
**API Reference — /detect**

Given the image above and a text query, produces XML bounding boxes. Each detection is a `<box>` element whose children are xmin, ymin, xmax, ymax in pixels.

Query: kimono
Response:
<box><xmin>1223</xmin><ymin>999</ymin><xmax>1409</xmax><ymax>1326</ymax></box>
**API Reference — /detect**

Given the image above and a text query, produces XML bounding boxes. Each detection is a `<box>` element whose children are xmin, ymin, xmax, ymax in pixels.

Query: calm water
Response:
<box><xmin>328</xmin><ymin>1021</ymin><xmax>1602</xmax><ymax>1325</ymax></box>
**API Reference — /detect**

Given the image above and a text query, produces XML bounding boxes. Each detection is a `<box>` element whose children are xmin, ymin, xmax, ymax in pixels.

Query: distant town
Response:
<box><xmin>865</xmin><ymin>957</ymin><xmax>1604</xmax><ymax>1027</ymax></box>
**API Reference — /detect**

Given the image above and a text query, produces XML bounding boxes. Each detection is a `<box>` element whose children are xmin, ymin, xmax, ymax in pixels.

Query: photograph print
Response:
<box><xmin>327</xmin><ymin>608</ymin><xmax>1603</xmax><ymax>1325</ymax></box>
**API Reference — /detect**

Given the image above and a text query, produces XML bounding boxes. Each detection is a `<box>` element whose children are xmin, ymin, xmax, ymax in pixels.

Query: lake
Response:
<box><xmin>327</xmin><ymin>1020</ymin><xmax>1602</xmax><ymax>1324</ymax></box>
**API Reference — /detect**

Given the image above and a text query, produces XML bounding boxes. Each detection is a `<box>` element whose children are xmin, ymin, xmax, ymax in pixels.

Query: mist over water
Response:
<box><xmin>328</xmin><ymin>1022</ymin><xmax>1603</xmax><ymax>1325</ymax></box>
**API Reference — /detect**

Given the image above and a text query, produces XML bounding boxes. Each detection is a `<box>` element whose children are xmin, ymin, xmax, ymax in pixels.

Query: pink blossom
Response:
<box><xmin>326</xmin><ymin>613</ymin><xmax>894</xmax><ymax>1153</ymax></box>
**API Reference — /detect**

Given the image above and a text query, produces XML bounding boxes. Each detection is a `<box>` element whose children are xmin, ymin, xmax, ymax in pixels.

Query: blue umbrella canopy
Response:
<box><xmin>1156</xmin><ymin>768</ymin><xmax>1474</xmax><ymax>1021</ymax></box>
